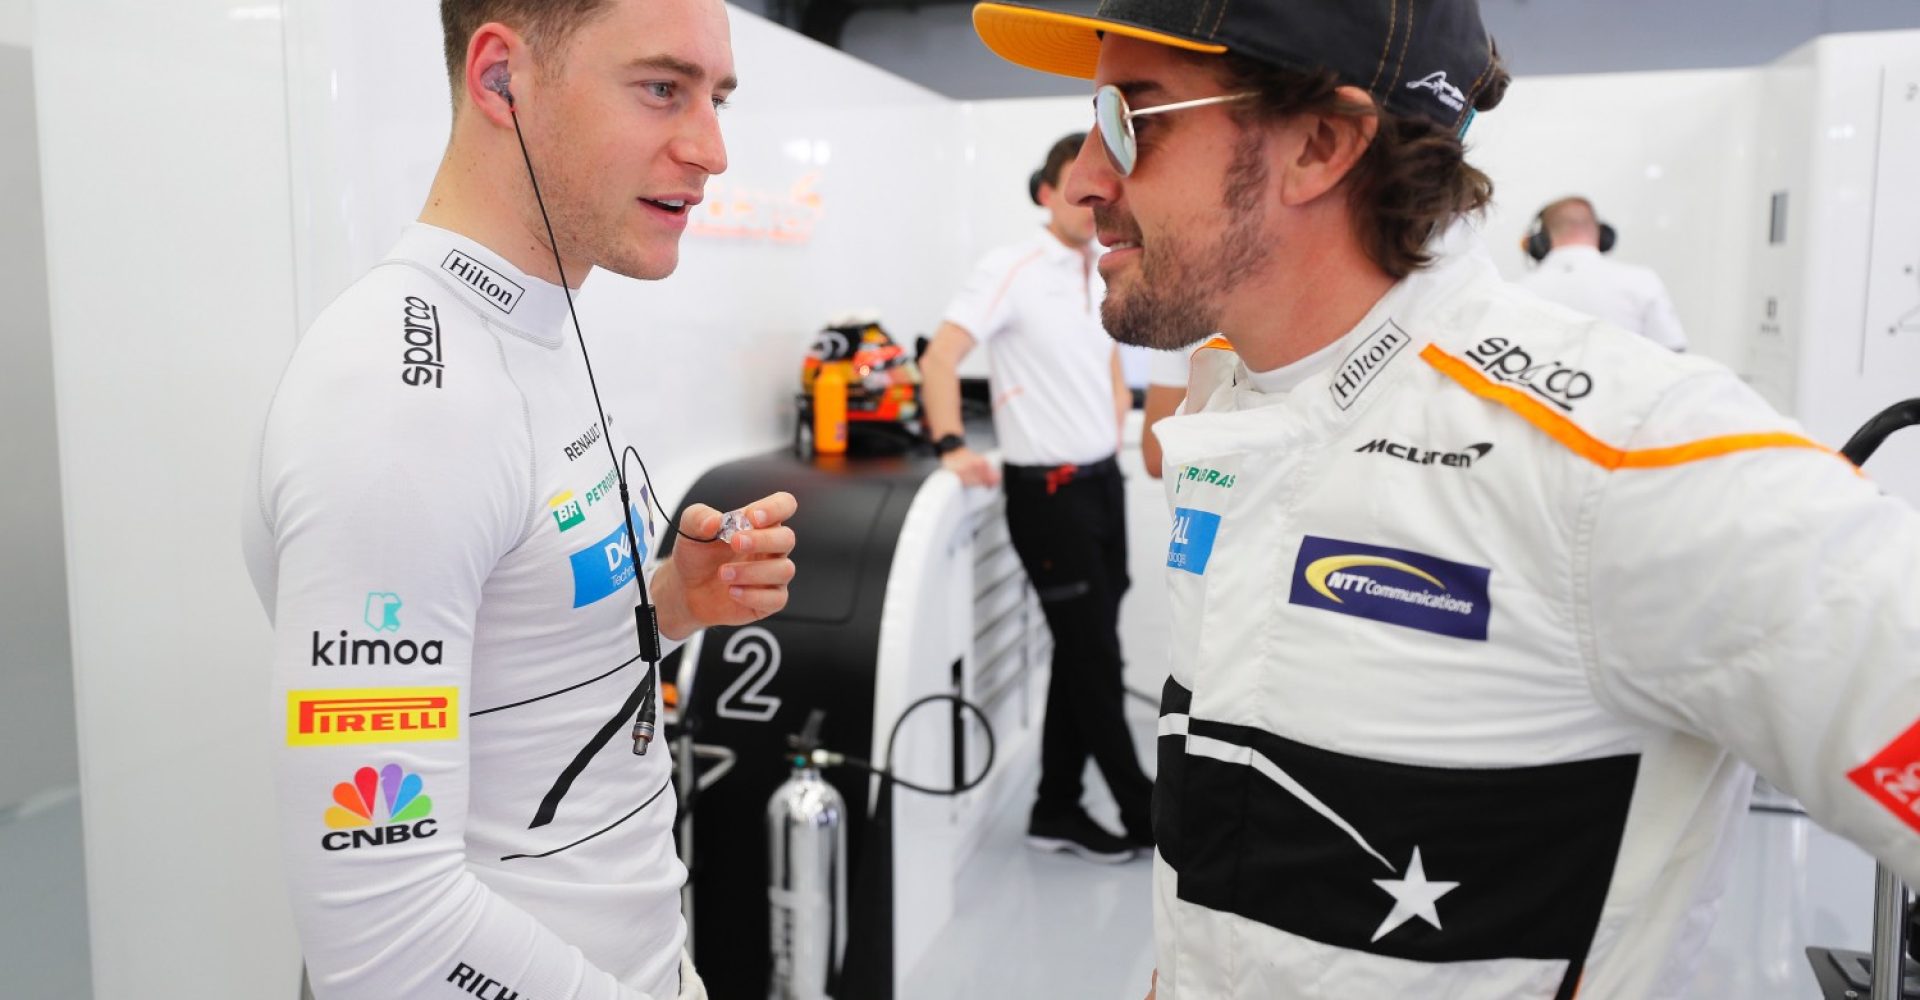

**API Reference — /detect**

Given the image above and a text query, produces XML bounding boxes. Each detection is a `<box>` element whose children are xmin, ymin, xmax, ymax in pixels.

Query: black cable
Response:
<box><xmin>504</xmin><ymin>96</ymin><xmax>661</xmax><ymax>754</ymax></box>
<box><xmin>622</xmin><ymin>445</ymin><xmax>722</xmax><ymax>544</ymax></box>
<box><xmin>815</xmin><ymin>694</ymin><xmax>996</xmax><ymax>797</ymax></box>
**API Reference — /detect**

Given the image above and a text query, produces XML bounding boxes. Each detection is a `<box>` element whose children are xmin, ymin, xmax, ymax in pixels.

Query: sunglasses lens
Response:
<box><xmin>1094</xmin><ymin>85</ymin><xmax>1135</xmax><ymax>176</ymax></box>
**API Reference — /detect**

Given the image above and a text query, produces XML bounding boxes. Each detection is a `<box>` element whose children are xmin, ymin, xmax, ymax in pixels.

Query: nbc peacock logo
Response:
<box><xmin>321</xmin><ymin>764</ymin><xmax>439</xmax><ymax>852</ymax></box>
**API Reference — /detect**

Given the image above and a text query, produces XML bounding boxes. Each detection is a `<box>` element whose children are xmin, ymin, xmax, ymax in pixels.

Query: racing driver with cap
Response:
<box><xmin>974</xmin><ymin>1</ymin><xmax>1920</xmax><ymax>998</ymax></box>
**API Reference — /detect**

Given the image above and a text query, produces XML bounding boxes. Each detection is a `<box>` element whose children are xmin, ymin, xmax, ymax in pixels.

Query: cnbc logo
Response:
<box><xmin>549</xmin><ymin>491</ymin><xmax>585</xmax><ymax>533</ymax></box>
<box><xmin>322</xmin><ymin>763</ymin><xmax>438</xmax><ymax>852</ymax></box>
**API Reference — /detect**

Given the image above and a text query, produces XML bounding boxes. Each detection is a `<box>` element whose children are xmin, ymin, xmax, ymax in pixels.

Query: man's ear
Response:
<box><xmin>1278</xmin><ymin>85</ymin><xmax>1379</xmax><ymax>209</ymax></box>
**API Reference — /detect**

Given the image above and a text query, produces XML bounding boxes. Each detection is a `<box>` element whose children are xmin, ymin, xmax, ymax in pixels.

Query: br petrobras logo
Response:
<box><xmin>1289</xmin><ymin>536</ymin><xmax>1491</xmax><ymax>640</ymax></box>
<box><xmin>569</xmin><ymin>505</ymin><xmax>649</xmax><ymax>608</ymax></box>
<box><xmin>548</xmin><ymin>491</ymin><xmax>585</xmax><ymax>534</ymax></box>
<box><xmin>322</xmin><ymin>763</ymin><xmax>438</xmax><ymax>852</ymax></box>
<box><xmin>1167</xmin><ymin>508</ymin><xmax>1223</xmax><ymax>576</ymax></box>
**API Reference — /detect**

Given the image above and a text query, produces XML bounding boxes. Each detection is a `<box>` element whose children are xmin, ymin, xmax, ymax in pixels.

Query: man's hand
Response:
<box><xmin>652</xmin><ymin>492</ymin><xmax>798</xmax><ymax>640</ymax></box>
<box><xmin>1143</xmin><ymin>969</ymin><xmax>1157</xmax><ymax>1000</ymax></box>
<box><xmin>941</xmin><ymin>446</ymin><xmax>1000</xmax><ymax>488</ymax></box>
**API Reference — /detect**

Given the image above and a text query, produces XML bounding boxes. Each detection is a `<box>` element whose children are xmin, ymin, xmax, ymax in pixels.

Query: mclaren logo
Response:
<box><xmin>1356</xmin><ymin>439</ymin><xmax>1493</xmax><ymax>469</ymax></box>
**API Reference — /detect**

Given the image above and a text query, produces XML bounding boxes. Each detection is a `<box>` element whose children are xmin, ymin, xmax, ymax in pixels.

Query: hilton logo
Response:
<box><xmin>441</xmin><ymin>250</ymin><xmax>524</xmax><ymax>315</ymax></box>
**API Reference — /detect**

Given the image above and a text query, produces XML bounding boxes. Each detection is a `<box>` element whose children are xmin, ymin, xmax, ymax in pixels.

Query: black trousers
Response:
<box><xmin>1002</xmin><ymin>457</ymin><xmax>1153</xmax><ymax>830</ymax></box>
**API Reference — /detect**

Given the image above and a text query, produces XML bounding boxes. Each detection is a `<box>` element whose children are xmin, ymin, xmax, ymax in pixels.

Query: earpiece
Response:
<box><xmin>482</xmin><ymin>64</ymin><xmax>513</xmax><ymax>106</ymax></box>
<box><xmin>1028</xmin><ymin>169</ymin><xmax>1045</xmax><ymax>207</ymax></box>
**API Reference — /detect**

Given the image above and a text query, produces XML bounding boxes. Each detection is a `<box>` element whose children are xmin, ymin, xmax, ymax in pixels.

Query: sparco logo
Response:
<box><xmin>1356</xmin><ymin>439</ymin><xmax>1493</xmax><ymax>469</ymax></box>
<box><xmin>1464</xmin><ymin>337</ymin><xmax>1595</xmax><ymax>412</ymax></box>
<box><xmin>564</xmin><ymin>422</ymin><xmax>603</xmax><ymax>462</ymax></box>
<box><xmin>401</xmin><ymin>296</ymin><xmax>444</xmax><ymax>388</ymax></box>
<box><xmin>1330</xmin><ymin>321</ymin><xmax>1410</xmax><ymax>410</ymax></box>
<box><xmin>441</xmin><ymin>249</ymin><xmax>524</xmax><ymax>314</ymax></box>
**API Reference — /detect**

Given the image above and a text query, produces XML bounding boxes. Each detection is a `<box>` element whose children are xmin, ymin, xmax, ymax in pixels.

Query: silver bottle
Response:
<box><xmin>767</xmin><ymin>758</ymin><xmax>848</xmax><ymax>1000</ymax></box>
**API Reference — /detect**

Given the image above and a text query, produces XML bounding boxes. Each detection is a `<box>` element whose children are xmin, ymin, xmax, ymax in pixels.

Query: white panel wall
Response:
<box><xmin>35</xmin><ymin>0</ymin><xmax>303</xmax><ymax>996</ymax></box>
<box><xmin>284</xmin><ymin>3</ymin><xmax>968</xmax><ymax>499</ymax></box>
<box><xmin>0</xmin><ymin>41</ymin><xmax>76</xmax><ymax>814</ymax></box>
<box><xmin>1781</xmin><ymin>32</ymin><xmax>1920</xmax><ymax>500</ymax></box>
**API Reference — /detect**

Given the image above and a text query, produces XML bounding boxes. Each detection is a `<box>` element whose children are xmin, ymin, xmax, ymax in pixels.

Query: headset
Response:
<box><xmin>1027</xmin><ymin>168</ymin><xmax>1045</xmax><ymax>207</ymax></box>
<box><xmin>1524</xmin><ymin>196</ymin><xmax>1617</xmax><ymax>262</ymax></box>
<box><xmin>486</xmin><ymin>63</ymin><xmax>725</xmax><ymax>756</ymax></box>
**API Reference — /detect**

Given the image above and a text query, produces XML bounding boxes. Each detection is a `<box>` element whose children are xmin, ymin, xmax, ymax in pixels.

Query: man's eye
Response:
<box><xmin>712</xmin><ymin>96</ymin><xmax>732</xmax><ymax>112</ymax></box>
<box><xmin>644</xmin><ymin>82</ymin><xmax>675</xmax><ymax>101</ymax></box>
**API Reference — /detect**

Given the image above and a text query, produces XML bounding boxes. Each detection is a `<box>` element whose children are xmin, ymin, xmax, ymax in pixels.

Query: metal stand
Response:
<box><xmin>1807</xmin><ymin>400</ymin><xmax>1920</xmax><ymax>998</ymax></box>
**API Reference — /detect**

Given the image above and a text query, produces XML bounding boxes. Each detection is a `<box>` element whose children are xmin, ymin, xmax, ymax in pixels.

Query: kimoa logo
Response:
<box><xmin>441</xmin><ymin>249</ymin><xmax>524</xmax><ymax>314</ymax></box>
<box><xmin>322</xmin><ymin>763</ymin><xmax>437</xmax><ymax>852</ymax></box>
<box><xmin>1355</xmin><ymin>439</ymin><xmax>1493</xmax><ymax>469</ymax></box>
<box><xmin>311</xmin><ymin>593</ymin><xmax>443</xmax><ymax>666</ymax></box>
<box><xmin>1407</xmin><ymin>71</ymin><xmax>1466</xmax><ymax>111</ymax></box>
<box><xmin>1304</xmin><ymin>554</ymin><xmax>1477</xmax><ymax>615</ymax></box>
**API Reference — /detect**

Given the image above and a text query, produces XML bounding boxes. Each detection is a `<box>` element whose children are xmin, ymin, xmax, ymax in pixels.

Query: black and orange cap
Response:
<box><xmin>973</xmin><ymin>0</ymin><xmax>1498</xmax><ymax>132</ymax></box>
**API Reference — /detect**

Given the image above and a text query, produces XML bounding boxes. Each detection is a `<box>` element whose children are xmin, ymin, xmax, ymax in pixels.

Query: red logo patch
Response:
<box><xmin>1848</xmin><ymin>719</ymin><xmax>1920</xmax><ymax>832</ymax></box>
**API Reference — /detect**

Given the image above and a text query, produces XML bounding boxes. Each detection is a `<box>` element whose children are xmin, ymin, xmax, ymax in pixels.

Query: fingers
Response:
<box><xmin>679</xmin><ymin>502</ymin><xmax>723</xmax><ymax>537</ymax></box>
<box><xmin>744</xmin><ymin>491</ymin><xmax>798</xmax><ymax>527</ymax></box>
<box><xmin>719</xmin><ymin>557</ymin><xmax>795</xmax><ymax>587</ymax></box>
<box><xmin>725</xmin><ymin>580</ymin><xmax>791</xmax><ymax>616</ymax></box>
<box><xmin>729</xmin><ymin>525</ymin><xmax>795</xmax><ymax>556</ymax></box>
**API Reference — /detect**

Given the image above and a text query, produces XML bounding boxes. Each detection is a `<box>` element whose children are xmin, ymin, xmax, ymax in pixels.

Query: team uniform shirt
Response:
<box><xmin>1149</xmin><ymin>242</ymin><xmax>1920</xmax><ymax>999</ymax></box>
<box><xmin>244</xmin><ymin>223</ymin><xmax>686</xmax><ymax>1000</ymax></box>
<box><xmin>942</xmin><ymin>228</ymin><xmax>1118</xmax><ymax>465</ymax></box>
<box><xmin>1519</xmin><ymin>245</ymin><xmax>1689</xmax><ymax>352</ymax></box>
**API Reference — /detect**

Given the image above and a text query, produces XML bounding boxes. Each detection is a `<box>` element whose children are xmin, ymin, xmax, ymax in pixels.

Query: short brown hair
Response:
<box><xmin>1209</xmin><ymin>50</ymin><xmax>1512</xmax><ymax>279</ymax></box>
<box><xmin>440</xmin><ymin>0</ymin><xmax>615</xmax><ymax>93</ymax></box>
<box><xmin>1039</xmin><ymin>132</ymin><xmax>1087</xmax><ymax>191</ymax></box>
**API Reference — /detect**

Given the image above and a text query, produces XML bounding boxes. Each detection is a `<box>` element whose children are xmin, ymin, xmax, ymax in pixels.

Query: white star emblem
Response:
<box><xmin>1370</xmin><ymin>847</ymin><xmax>1461</xmax><ymax>943</ymax></box>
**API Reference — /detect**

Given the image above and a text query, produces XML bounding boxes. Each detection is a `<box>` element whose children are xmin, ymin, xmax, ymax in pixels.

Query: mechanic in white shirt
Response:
<box><xmin>918</xmin><ymin>132</ymin><xmax>1149</xmax><ymax>864</ymax></box>
<box><xmin>1518</xmin><ymin>196</ymin><xmax>1689</xmax><ymax>352</ymax></box>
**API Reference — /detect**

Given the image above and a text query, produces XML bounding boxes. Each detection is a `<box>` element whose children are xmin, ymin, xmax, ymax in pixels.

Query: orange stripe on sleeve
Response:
<box><xmin>1420</xmin><ymin>344</ymin><xmax>1842</xmax><ymax>471</ymax></box>
<box><xmin>980</xmin><ymin>249</ymin><xmax>1045</xmax><ymax>328</ymax></box>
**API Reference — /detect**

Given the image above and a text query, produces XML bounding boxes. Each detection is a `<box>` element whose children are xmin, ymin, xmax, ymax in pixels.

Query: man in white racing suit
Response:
<box><xmin>243</xmin><ymin>1</ymin><xmax>797</xmax><ymax>997</ymax></box>
<box><xmin>973</xmin><ymin>1</ymin><xmax>1920</xmax><ymax>998</ymax></box>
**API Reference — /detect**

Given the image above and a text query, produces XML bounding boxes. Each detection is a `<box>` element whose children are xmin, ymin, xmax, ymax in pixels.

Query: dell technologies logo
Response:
<box><xmin>441</xmin><ymin>249</ymin><xmax>524</xmax><ymax>314</ymax></box>
<box><xmin>1356</xmin><ymin>439</ymin><xmax>1493</xmax><ymax>469</ymax></box>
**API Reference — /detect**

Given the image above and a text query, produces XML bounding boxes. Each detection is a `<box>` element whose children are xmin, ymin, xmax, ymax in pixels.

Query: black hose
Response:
<box><xmin>1841</xmin><ymin>399</ymin><xmax>1920</xmax><ymax>466</ymax></box>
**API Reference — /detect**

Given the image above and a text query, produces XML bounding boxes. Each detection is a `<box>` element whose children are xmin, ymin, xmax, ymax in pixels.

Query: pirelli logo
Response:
<box><xmin>287</xmin><ymin>687</ymin><xmax>459</xmax><ymax>747</ymax></box>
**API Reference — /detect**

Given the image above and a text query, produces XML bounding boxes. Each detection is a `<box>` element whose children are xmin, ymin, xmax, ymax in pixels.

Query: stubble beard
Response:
<box><xmin>1099</xmin><ymin>128</ymin><xmax>1272</xmax><ymax>351</ymax></box>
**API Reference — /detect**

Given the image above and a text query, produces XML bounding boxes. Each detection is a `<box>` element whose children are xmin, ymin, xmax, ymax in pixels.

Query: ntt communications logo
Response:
<box><xmin>1288</xmin><ymin>536</ymin><xmax>1492</xmax><ymax>640</ymax></box>
<box><xmin>322</xmin><ymin>763</ymin><xmax>438</xmax><ymax>852</ymax></box>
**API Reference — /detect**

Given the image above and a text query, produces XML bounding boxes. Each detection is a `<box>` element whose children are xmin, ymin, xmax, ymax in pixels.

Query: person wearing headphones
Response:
<box><xmin>242</xmin><ymin>1</ymin><xmax>798</xmax><ymax>997</ymax></box>
<box><xmin>974</xmin><ymin>0</ymin><xmax>1920</xmax><ymax>997</ymax></box>
<box><xmin>919</xmin><ymin>133</ymin><xmax>1151</xmax><ymax>864</ymax></box>
<box><xmin>1519</xmin><ymin>195</ymin><xmax>1689</xmax><ymax>352</ymax></box>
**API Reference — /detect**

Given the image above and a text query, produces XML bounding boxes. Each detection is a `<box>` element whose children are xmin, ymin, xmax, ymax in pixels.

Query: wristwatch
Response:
<box><xmin>932</xmin><ymin>433</ymin><xmax>967</xmax><ymax>456</ymax></box>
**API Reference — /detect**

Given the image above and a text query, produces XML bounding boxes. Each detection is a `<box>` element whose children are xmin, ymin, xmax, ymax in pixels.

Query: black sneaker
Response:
<box><xmin>1120</xmin><ymin>805</ymin><xmax>1155</xmax><ymax>851</ymax></box>
<box><xmin>1026</xmin><ymin>810</ymin><xmax>1136</xmax><ymax>864</ymax></box>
